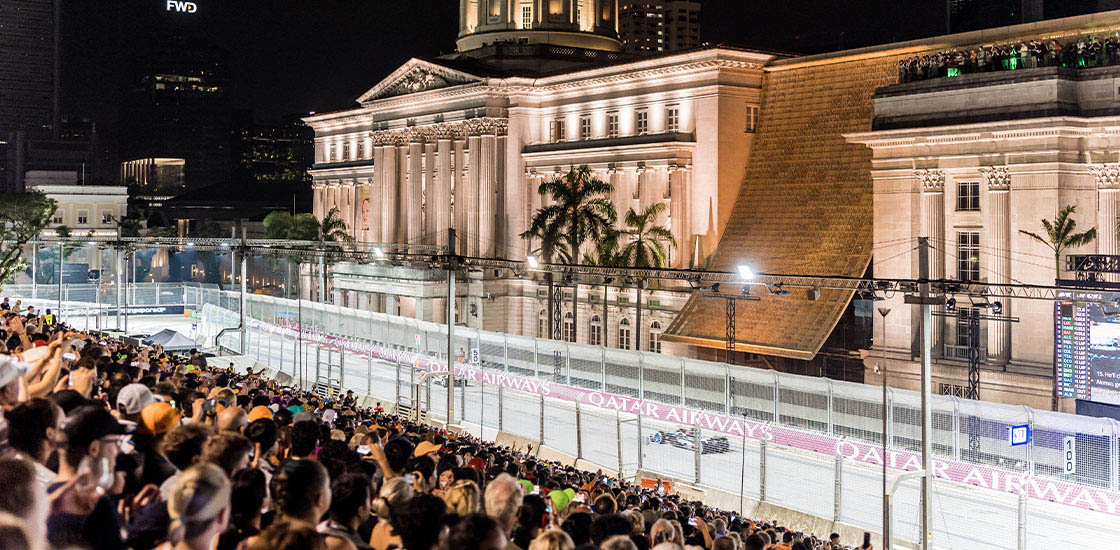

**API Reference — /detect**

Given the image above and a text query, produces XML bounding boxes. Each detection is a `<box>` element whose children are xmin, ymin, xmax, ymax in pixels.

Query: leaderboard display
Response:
<box><xmin>1055</xmin><ymin>293</ymin><xmax>1120</xmax><ymax>405</ymax></box>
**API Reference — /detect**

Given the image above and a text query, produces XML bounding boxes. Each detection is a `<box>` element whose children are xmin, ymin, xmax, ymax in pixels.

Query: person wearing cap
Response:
<box><xmin>48</xmin><ymin>405</ymin><xmax>133</xmax><ymax>550</ymax></box>
<box><xmin>116</xmin><ymin>383</ymin><xmax>157</xmax><ymax>426</ymax></box>
<box><xmin>413</xmin><ymin>440</ymin><xmax>442</xmax><ymax>459</ymax></box>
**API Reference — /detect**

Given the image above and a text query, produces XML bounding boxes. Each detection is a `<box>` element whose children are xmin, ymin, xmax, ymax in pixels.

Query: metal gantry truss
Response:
<box><xmin>14</xmin><ymin>236</ymin><xmax>1119</xmax><ymax>302</ymax></box>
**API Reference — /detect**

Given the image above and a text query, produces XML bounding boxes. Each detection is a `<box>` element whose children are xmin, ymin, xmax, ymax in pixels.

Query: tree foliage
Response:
<box><xmin>521</xmin><ymin>166</ymin><xmax>615</xmax><ymax>264</ymax></box>
<box><xmin>616</xmin><ymin>202</ymin><xmax>677</xmax><ymax>269</ymax></box>
<box><xmin>1020</xmin><ymin>204</ymin><xmax>1097</xmax><ymax>277</ymax></box>
<box><xmin>0</xmin><ymin>191</ymin><xmax>58</xmax><ymax>284</ymax></box>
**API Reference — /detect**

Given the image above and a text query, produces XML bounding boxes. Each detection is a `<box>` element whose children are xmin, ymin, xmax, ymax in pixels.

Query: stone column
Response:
<box><xmin>478</xmin><ymin>134</ymin><xmax>497</xmax><ymax>257</ymax></box>
<box><xmin>982</xmin><ymin>166</ymin><xmax>1011</xmax><ymax>363</ymax></box>
<box><xmin>466</xmin><ymin>135</ymin><xmax>482</xmax><ymax>256</ymax></box>
<box><xmin>1092</xmin><ymin>164</ymin><xmax>1120</xmax><ymax>281</ymax></box>
<box><xmin>453</xmin><ymin>137</ymin><xmax>469</xmax><ymax>254</ymax></box>
<box><xmin>422</xmin><ymin>141</ymin><xmax>438</xmax><ymax>245</ymax></box>
<box><xmin>917</xmin><ymin>169</ymin><xmax>945</xmax><ymax>348</ymax></box>
<box><xmin>668</xmin><ymin>164</ymin><xmax>690</xmax><ymax>268</ymax></box>
<box><xmin>434</xmin><ymin>138</ymin><xmax>454</xmax><ymax>247</ymax></box>
<box><xmin>380</xmin><ymin>140</ymin><xmax>400</xmax><ymax>242</ymax></box>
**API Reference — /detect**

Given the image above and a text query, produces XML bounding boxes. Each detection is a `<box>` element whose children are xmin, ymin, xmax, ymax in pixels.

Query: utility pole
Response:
<box><xmin>57</xmin><ymin>241</ymin><xmax>63</xmax><ymax>319</ymax></box>
<box><xmin>115</xmin><ymin>224</ymin><xmax>123</xmax><ymax>332</ymax></box>
<box><xmin>917</xmin><ymin>237</ymin><xmax>934</xmax><ymax>550</ymax></box>
<box><xmin>878</xmin><ymin>306</ymin><xmax>892</xmax><ymax>549</ymax></box>
<box><xmin>240</xmin><ymin>228</ymin><xmax>248</xmax><ymax>355</ymax></box>
<box><xmin>446</xmin><ymin>228</ymin><xmax>457</xmax><ymax>428</ymax></box>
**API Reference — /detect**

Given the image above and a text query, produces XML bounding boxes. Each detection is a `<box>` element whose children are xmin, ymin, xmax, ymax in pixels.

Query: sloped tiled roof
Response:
<box><xmin>664</xmin><ymin>53</ymin><xmax>906</xmax><ymax>360</ymax></box>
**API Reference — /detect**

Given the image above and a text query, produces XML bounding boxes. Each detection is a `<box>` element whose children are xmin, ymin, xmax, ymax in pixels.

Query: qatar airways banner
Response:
<box><xmin>237</xmin><ymin>313</ymin><xmax>1120</xmax><ymax>516</ymax></box>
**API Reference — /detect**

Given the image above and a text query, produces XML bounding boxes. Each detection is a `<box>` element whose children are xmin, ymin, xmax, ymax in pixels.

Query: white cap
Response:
<box><xmin>116</xmin><ymin>383</ymin><xmax>156</xmax><ymax>415</ymax></box>
<box><xmin>0</xmin><ymin>356</ymin><xmax>30</xmax><ymax>388</ymax></box>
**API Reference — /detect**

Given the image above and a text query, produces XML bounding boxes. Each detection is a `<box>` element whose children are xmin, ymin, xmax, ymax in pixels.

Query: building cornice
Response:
<box><xmin>846</xmin><ymin>116</ymin><xmax>1120</xmax><ymax>148</ymax></box>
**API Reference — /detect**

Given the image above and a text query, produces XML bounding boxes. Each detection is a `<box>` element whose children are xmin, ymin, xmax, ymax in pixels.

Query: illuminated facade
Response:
<box><xmin>306</xmin><ymin>0</ymin><xmax>770</xmax><ymax>349</ymax></box>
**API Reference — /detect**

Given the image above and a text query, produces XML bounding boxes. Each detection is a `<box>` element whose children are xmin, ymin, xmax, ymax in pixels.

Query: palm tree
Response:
<box><xmin>319</xmin><ymin>207</ymin><xmax>354</xmax><ymax>243</ymax></box>
<box><xmin>1020</xmin><ymin>204</ymin><xmax>1096</xmax><ymax>278</ymax></box>
<box><xmin>522</xmin><ymin>166</ymin><xmax>615</xmax><ymax>345</ymax></box>
<box><xmin>521</xmin><ymin>166</ymin><xmax>615</xmax><ymax>264</ymax></box>
<box><xmin>614</xmin><ymin>202</ymin><xmax>676</xmax><ymax>352</ymax></box>
<box><xmin>616</xmin><ymin>202</ymin><xmax>677</xmax><ymax>268</ymax></box>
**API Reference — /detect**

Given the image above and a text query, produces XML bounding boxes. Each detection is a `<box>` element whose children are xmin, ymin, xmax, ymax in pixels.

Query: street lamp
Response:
<box><xmin>526</xmin><ymin>255</ymin><xmax>540</xmax><ymax>269</ymax></box>
<box><xmin>877</xmin><ymin>305</ymin><xmax>892</xmax><ymax>549</ymax></box>
<box><xmin>373</xmin><ymin>247</ymin><xmax>386</xmax><ymax>260</ymax></box>
<box><xmin>737</xmin><ymin>264</ymin><xmax>754</xmax><ymax>281</ymax></box>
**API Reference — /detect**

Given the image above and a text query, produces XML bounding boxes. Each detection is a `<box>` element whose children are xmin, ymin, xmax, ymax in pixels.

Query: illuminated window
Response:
<box><xmin>563</xmin><ymin>312</ymin><xmax>575</xmax><ymax>342</ymax></box>
<box><xmin>342</xmin><ymin>142</ymin><xmax>350</xmax><ymax>161</ymax></box>
<box><xmin>649</xmin><ymin>321</ymin><xmax>662</xmax><ymax>353</ymax></box>
<box><xmin>635</xmin><ymin>110</ymin><xmax>648</xmax><ymax>135</ymax></box>
<box><xmin>357</xmin><ymin>141</ymin><xmax>364</xmax><ymax>159</ymax></box>
<box><xmin>955</xmin><ymin>307</ymin><xmax>980</xmax><ymax>347</ymax></box>
<box><xmin>579</xmin><ymin>116</ymin><xmax>591</xmax><ymax>140</ymax></box>
<box><xmin>102</xmin><ymin>212</ymin><xmax>113</xmax><ymax>225</ymax></box>
<box><xmin>590</xmin><ymin>315</ymin><xmax>602</xmax><ymax>346</ymax></box>
<box><xmin>550</xmin><ymin>119</ymin><xmax>566</xmax><ymax>142</ymax></box>
<box><xmin>607</xmin><ymin>112</ymin><xmax>619</xmax><ymax>137</ymax></box>
<box><xmin>957</xmin><ymin>181</ymin><xmax>980</xmax><ymax>212</ymax></box>
<box><xmin>76</xmin><ymin>210</ymin><xmax>88</xmax><ymax>225</ymax></box>
<box><xmin>666</xmin><ymin>106</ymin><xmax>679</xmax><ymax>133</ymax></box>
<box><xmin>538</xmin><ymin>309</ymin><xmax>547</xmax><ymax>338</ymax></box>
<box><xmin>746</xmin><ymin>105</ymin><xmax>758</xmax><ymax>133</ymax></box>
<box><xmin>522</xmin><ymin>5</ymin><xmax>532</xmax><ymax>27</ymax></box>
<box><xmin>957</xmin><ymin>231</ymin><xmax>980</xmax><ymax>281</ymax></box>
<box><xmin>618</xmin><ymin>318</ymin><xmax>631</xmax><ymax>350</ymax></box>
<box><xmin>329</xmin><ymin>143</ymin><xmax>337</xmax><ymax>162</ymax></box>
<box><xmin>52</xmin><ymin>212</ymin><xmax>63</xmax><ymax>225</ymax></box>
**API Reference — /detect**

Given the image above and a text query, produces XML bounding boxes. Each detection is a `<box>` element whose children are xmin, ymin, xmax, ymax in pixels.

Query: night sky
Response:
<box><xmin>63</xmin><ymin>0</ymin><xmax>949</xmax><ymax>121</ymax></box>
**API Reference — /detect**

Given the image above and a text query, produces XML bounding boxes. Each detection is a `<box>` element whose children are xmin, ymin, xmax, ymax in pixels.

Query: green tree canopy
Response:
<box><xmin>0</xmin><ymin>191</ymin><xmax>58</xmax><ymax>283</ymax></box>
<box><xmin>521</xmin><ymin>166</ymin><xmax>615</xmax><ymax>264</ymax></box>
<box><xmin>616</xmin><ymin>202</ymin><xmax>676</xmax><ymax>268</ymax></box>
<box><xmin>1020</xmin><ymin>204</ymin><xmax>1097</xmax><ymax>277</ymax></box>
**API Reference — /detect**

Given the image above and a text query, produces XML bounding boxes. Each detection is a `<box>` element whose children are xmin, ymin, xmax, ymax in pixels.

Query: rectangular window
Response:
<box><xmin>579</xmin><ymin>116</ymin><xmax>591</xmax><ymax>140</ymax></box>
<box><xmin>607</xmin><ymin>112</ymin><xmax>619</xmax><ymax>138</ymax></box>
<box><xmin>957</xmin><ymin>181</ymin><xmax>980</xmax><ymax>212</ymax></box>
<box><xmin>522</xmin><ymin>5</ymin><xmax>532</xmax><ymax>27</ymax></box>
<box><xmin>956</xmin><ymin>307</ymin><xmax>980</xmax><ymax>347</ymax></box>
<box><xmin>357</xmin><ymin>141</ymin><xmax>364</xmax><ymax>159</ymax></box>
<box><xmin>328</xmin><ymin>143</ymin><xmax>336</xmax><ymax>162</ymax></box>
<box><xmin>550</xmin><ymin>119</ymin><xmax>566</xmax><ymax>142</ymax></box>
<box><xmin>77</xmin><ymin>210</ymin><xmax>88</xmax><ymax>225</ymax></box>
<box><xmin>957</xmin><ymin>231</ymin><xmax>980</xmax><ymax>281</ymax></box>
<box><xmin>102</xmin><ymin>212</ymin><xmax>113</xmax><ymax>225</ymax></box>
<box><xmin>746</xmin><ymin>105</ymin><xmax>758</xmax><ymax>133</ymax></box>
<box><xmin>635</xmin><ymin>109</ymin><xmax>648</xmax><ymax>135</ymax></box>
<box><xmin>342</xmin><ymin>142</ymin><xmax>350</xmax><ymax>161</ymax></box>
<box><xmin>666</xmin><ymin>106</ymin><xmax>679</xmax><ymax>133</ymax></box>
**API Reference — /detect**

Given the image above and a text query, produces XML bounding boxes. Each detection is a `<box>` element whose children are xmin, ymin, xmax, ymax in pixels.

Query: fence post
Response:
<box><xmin>503</xmin><ymin>334</ymin><xmax>510</xmax><ymax>374</ymax></box>
<box><xmin>638</xmin><ymin>353</ymin><xmax>645</xmax><ymax>401</ymax></box>
<box><xmin>1017</xmin><ymin>493</ymin><xmax>1027</xmax><ymax>550</ymax></box>
<box><xmin>498</xmin><ymin>385</ymin><xmax>504</xmax><ymax>433</ymax></box>
<box><xmin>772</xmin><ymin>371</ymin><xmax>780</xmax><ymax>422</ymax></box>
<box><xmin>834</xmin><ymin>453</ymin><xmax>843</xmax><ymax>522</ymax></box>
<box><xmin>395</xmin><ymin>360</ymin><xmax>401</xmax><ymax>406</ymax></box>
<box><xmin>679</xmin><ymin>359</ymin><xmax>686</xmax><ymax>406</ymax></box>
<box><xmin>616</xmin><ymin>410</ymin><xmax>623</xmax><ymax>476</ymax></box>
<box><xmin>1110</xmin><ymin>419</ymin><xmax>1120</xmax><ymax>492</ymax></box>
<box><xmin>759</xmin><ymin>437</ymin><xmax>767</xmax><ymax>502</ymax></box>
<box><xmin>575</xmin><ymin>401</ymin><xmax>583</xmax><ymax>460</ymax></box>
<box><xmin>564</xmin><ymin>342</ymin><xmax>571</xmax><ymax>386</ymax></box>
<box><xmin>694</xmin><ymin>422</ymin><xmax>702</xmax><ymax>484</ymax></box>
<box><xmin>600</xmin><ymin>348</ymin><xmax>606</xmax><ymax>391</ymax></box>
<box><xmin>534</xmin><ymin>338</ymin><xmax>540</xmax><ymax>378</ymax></box>
<box><xmin>1024</xmin><ymin>407</ymin><xmax>1034</xmax><ymax>476</ymax></box>
<box><xmin>539</xmin><ymin>393</ymin><xmax>545</xmax><ymax>445</ymax></box>
<box><xmin>951</xmin><ymin>396</ymin><xmax>960</xmax><ymax>460</ymax></box>
<box><xmin>637</xmin><ymin>414</ymin><xmax>643</xmax><ymax>470</ymax></box>
<box><xmin>826</xmin><ymin>379</ymin><xmax>834</xmax><ymax>436</ymax></box>
<box><xmin>724</xmin><ymin>365</ymin><xmax>731</xmax><ymax>414</ymax></box>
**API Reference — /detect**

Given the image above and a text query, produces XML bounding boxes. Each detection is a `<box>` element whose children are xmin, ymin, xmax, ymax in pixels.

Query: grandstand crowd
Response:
<box><xmin>0</xmin><ymin>296</ymin><xmax>871</xmax><ymax>550</ymax></box>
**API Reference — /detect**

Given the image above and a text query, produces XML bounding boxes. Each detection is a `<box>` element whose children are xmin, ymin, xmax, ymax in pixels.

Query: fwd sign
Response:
<box><xmin>166</xmin><ymin>1</ymin><xmax>197</xmax><ymax>13</ymax></box>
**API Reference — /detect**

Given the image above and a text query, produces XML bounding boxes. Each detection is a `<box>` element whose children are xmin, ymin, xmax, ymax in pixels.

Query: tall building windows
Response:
<box><xmin>666</xmin><ymin>106</ymin><xmax>679</xmax><ymax>133</ymax></box>
<box><xmin>957</xmin><ymin>231</ymin><xmax>980</xmax><ymax>281</ymax></box>
<box><xmin>746</xmin><ymin>105</ymin><xmax>758</xmax><ymax>133</ymax></box>
<box><xmin>649</xmin><ymin>321</ymin><xmax>662</xmax><ymax>353</ymax></box>
<box><xmin>77</xmin><ymin>210</ymin><xmax>88</xmax><ymax>225</ymax></box>
<box><xmin>522</xmin><ymin>4</ymin><xmax>532</xmax><ymax>27</ymax></box>
<box><xmin>618</xmin><ymin>318</ymin><xmax>631</xmax><ymax>350</ymax></box>
<box><xmin>607</xmin><ymin>112</ymin><xmax>619</xmax><ymax>138</ymax></box>
<box><xmin>563</xmin><ymin>312</ymin><xmax>576</xmax><ymax>342</ymax></box>
<box><xmin>956</xmin><ymin>307</ymin><xmax>980</xmax><ymax>347</ymax></box>
<box><xmin>538</xmin><ymin>309</ymin><xmax>547</xmax><ymax>338</ymax></box>
<box><xmin>329</xmin><ymin>143</ymin><xmax>337</xmax><ymax>162</ymax></box>
<box><xmin>635</xmin><ymin>109</ymin><xmax>648</xmax><ymax>135</ymax></box>
<box><xmin>550</xmin><ymin>119</ymin><xmax>566</xmax><ymax>142</ymax></box>
<box><xmin>342</xmin><ymin>142</ymin><xmax>351</xmax><ymax>161</ymax></box>
<box><xmin>957</xmin><ymin>181</ymin><xmax>980</xmax><ymax>211</ymax></box>
<box><xmin>590</xmin><ymin>315</ymin><xmax>602</xmax><ymax>346</ymax></box>
<box><xmin>357</xmin><ymin>141</ymin><xmax>364</xmax><ymax>160</ymax></box>
<box><xmin>101</xmin><ymin>211</ymin><xmax>113</xmax><ymax>225</ymax></box>
<box><xmin>579</xmin><ymin>116</ymin><xmax>591</xmax><ymax>140</ymax></box>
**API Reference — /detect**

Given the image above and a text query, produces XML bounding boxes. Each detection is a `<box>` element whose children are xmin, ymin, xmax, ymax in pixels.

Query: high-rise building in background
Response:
<box><xmin>619</xmin><ymin>1</ymin><xmax>700</xmax><ymax>55</ymax></box>
<box><xmin>949</xmin><ymin>0</ymin><xmax>1120</xmax><ymax>33</ymax></box>
<box><xmin>231</xmin><ymin>111</ymin><xmax>314</xmax><ymax>187</ymax></box>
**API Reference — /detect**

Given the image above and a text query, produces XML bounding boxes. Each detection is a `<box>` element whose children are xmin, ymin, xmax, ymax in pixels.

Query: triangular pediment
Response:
<box><xmin>356</xmin><ymin>59</ymin><xmax>482</xmax><ymax>103</ymax></box>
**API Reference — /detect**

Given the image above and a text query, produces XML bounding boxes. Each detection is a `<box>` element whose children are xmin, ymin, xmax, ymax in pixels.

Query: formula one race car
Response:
<box><xmin>647</xmin><ymin>428</ymin><xmax>730</xmax><ymax>454</ymax></box>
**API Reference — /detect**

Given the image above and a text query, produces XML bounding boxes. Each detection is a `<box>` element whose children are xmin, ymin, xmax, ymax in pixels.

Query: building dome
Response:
<box><xmin>458</xmin><ymin>0</ymin><xmax>621</xmax><ymax>53</ymax></box>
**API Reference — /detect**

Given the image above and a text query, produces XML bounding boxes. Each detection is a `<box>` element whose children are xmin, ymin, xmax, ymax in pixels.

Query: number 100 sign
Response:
<box><xmin>1064</xmin><ymin>436</ymin><xmax>1077</xmax><ymax>475</ymax></box>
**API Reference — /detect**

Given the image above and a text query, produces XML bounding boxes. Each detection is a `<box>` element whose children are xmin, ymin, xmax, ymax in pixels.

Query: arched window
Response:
<box><xmin>538</xmin><ymin>309</ymin><xmax>547</xmax><ymax>338</ymax></box>
<box><xmin>589</xmin><ymin>315</ymin><xmax>602</xmax><ymax>346</ymax></box>
<box><xmin>649</xmin><ymin>321</ymin><xmax>662</xmax><ymax>353</ymax></box>
<box><xmin>618</xmin><ymin>318</ymin><xmax>631</xmax><ymax>350</ymax></box>
<box><xmin>563</xmin><ymin>311</ymin><xmax>576</xmax><ymax>342</ymax></box>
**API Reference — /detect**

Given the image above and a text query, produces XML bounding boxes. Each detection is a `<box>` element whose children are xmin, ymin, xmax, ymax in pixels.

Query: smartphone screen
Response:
<box><xmin>357</xmin><ymin>445</ymin><xmax>370</xmax><ymax>456</ymax></box>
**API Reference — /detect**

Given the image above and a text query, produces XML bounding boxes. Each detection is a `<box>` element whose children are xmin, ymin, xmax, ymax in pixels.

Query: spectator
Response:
<box><xmin>217</xmin><ymin>406</ymin><xmax>249</xmax><ymax>434</ymax></box>
<box><xmin>290</xmin><ymin>420</ymin><xmax>321</xmax><ymax>459</ymax></box>
<box><xmin>158</xmin><ymin>423</ymin><xmax>213</xmax><ymax>500</ymax></box>
<box><xmin>391</xmin><ymin>493</ymin><xmax>447</xmax><ymax>550</ymax></box>
<box><xmin>2</xmin><ymin>397</ymin><xmax>61</xmax><ymax>486</ymax></box>
<box><xmin>743</xmin><ymin>533</ymin><xmax>767</xmax><ymax>550</ymax></box>
<box><xmin>561</xmin><ymin>512</ymin><xmax>594</xmax><ymax>550</ymax></box>
<box><xmin>319</xmin><ymin>473</ymin><xmax>373</xmax><ymax>550</ymax></box>
<box><xmin>0</xmin><ymin>459</ymin><xmax>49</xmax><ymax>550</ymax></box>
<box><xmin>447</xmin><ymin>512</ymin><xmax>508</xmax><ymax>550</ymax></box>
<box><xmin>484</xmin><ymin>473</ymin><xmax>522</xmax><ymax>548</ymax></box>
<box><xmin>444</xmin><ymin>479</ymin><xmax>482</xmax><ymax>516</ymax></box>
<box><xmin>200</xmin><ymin>432</ymin><xmax>253</xmax><ymax>477</ymax></box>
<box><xmin>512</xmin><ymin>494</ymin><xmax>547</xmax><ymax>549</ymax></box>
<box><xmin>164</xmin><ymin>463</ymin><xmax>231</xmax><ymax>550</ymax></box>
<box><xmin>529</xmin><ymin>529</ymin><xmax>575</xmax><ymax>550</ymax></box>
<box><xmin>250</xmin><ymin>519</ymin><xmax>327</xmax><ymax>550</ymax></box>
<box><xmin>216</xmin><ymin>468</ymin><xmax>268</xmax><ymax>550</ymax></box>
<box><xmin>370</xmin><ymin>476</ymin><xmax>413</xmax><ymax>550</ymax></box>
<box><xmin>602</xmin><ymin>534</ymin><xmax>638</xmax><ymax>550</ymax></box>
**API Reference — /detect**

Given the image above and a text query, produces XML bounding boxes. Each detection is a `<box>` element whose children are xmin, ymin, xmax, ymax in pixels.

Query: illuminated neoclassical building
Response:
<box><xmin>305</xmin><ymin>0</ymin><xmax>772</xmax><ymax>348</ymax></box>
